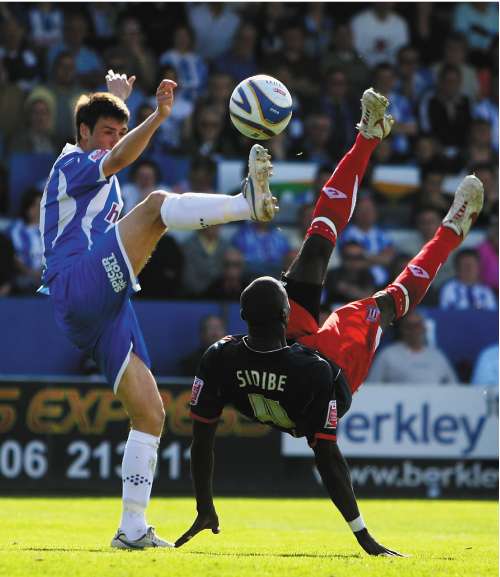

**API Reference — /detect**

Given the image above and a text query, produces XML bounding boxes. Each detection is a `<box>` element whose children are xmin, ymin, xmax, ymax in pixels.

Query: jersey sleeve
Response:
<box><xmin>303</xmin><ymin>360</ymin><xmax>339</xmax><ymax>446</ymax></box>
<box><xmin>62</xmin><ymin>149</ymin><xmax>111</xmax><ymax>196</ymax></box>
<box><xmin>189</xmin><ymin>343</ymin><xmax>224</xmax><ymax>424</ymax></box>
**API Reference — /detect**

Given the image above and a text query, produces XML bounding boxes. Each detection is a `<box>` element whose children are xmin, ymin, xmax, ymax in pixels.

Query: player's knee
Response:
<box><xmin>144</xmin><ymin>190</ymin><xmax>169</xmax><ymax>222</ymax></box>
<box><xmin>130</xmin><ymin>399</ymin><xmax>165</xmax><ymax>436</ymax></box>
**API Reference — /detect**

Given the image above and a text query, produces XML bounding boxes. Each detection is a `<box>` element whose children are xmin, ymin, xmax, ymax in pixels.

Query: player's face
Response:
<box><xmin>86</xmin><ymin>117</ymin><xmax>128</xmax><ymax>151</ymax></box>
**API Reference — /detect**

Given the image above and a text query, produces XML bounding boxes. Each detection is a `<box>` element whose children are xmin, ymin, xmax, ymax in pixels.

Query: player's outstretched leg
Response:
<box><xmin>283</xmin><ymin>89</ymin><xmax>393</xmax><ymax>336</ymax></box>
<box><xmin>375</xmin><ymin>175</ymin><xmax>484</xmax><ymax>328</ymax></box>
<box><xmin>286</xmin><ymin>88</ymin><xmax>394</xmax><ymax>288</ymax></box>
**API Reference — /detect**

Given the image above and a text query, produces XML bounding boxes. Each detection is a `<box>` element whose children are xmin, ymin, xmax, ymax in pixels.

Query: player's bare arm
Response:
<box><xmin>313</xmin><ymin>439</ymin><xmax>404</xmax><ymax>557</ymax></box>
<box><xmin>102</xmin><ymin>78</ymin><xmax>177</xmax><ymax>178</ymax></box>
<box><xmin>175</xmin><ymin>420</ymin><xmax>220</xmax><ymax>548</ymax></box>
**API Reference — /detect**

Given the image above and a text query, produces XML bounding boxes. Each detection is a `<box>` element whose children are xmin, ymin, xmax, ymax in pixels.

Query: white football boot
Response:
<box><xmin>242</xmin><ymin>144</ymin><xmax>278</xmax><ymax>222</ymax></box>
<box><xmin>442</xmin><ymin>174</ymin><xmax>484</xmax><ymax>239</ymax></box>
<box><xmin>356</xmin><ymin>87</ymin><xmax>394</xmax><ymax>140</ymax></box>
<box><xmin>111</xmin><ymin>526</ymin><xmax>174</xmax><ymax>550</ymax></box>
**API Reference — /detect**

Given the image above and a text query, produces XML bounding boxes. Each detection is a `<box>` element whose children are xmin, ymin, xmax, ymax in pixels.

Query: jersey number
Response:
<box><xmin>248</xmin><ymin>394</ymin><xmax>295</xmax><ymax>428</ymax></box>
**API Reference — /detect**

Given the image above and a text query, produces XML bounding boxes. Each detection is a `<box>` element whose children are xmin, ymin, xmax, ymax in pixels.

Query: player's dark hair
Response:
<box><xmin>240</xmin><ymin>276</ymin><xmax>288</xmax><ymax>331</ymax></box>
<box><xmin>74</xmin><ymin>92</ymin><xmax>129</xmax><ymax>142</ymax></box>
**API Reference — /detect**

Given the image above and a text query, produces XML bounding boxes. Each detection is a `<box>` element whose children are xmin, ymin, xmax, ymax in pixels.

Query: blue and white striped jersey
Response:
<box><xmin>39</xmin><ymin>143</ymin><xmax>123</xmax><ymax>287</ymax></box>
<box><xmin>9</xmin><ymin>220</ymin><xmax>43</xmax><ymax>270</ymax></box>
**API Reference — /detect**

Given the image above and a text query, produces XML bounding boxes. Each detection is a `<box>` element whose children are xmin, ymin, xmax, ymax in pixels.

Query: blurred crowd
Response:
<box><xmin>0</xmin><ymin>2</ymin><xmax>498</xmax><ymax>382</ymax></box>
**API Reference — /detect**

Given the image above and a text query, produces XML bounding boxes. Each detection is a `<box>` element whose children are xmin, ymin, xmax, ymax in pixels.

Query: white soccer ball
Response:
<box><xmin>229</xmin><ymin>74</ymin><xmax>293</xmax><ymax>140</ymax></box>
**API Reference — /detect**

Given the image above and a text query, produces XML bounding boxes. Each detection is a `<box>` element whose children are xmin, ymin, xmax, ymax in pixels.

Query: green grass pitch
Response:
<box><xmin>0</xmin><ymin>497</ymin><xmax>497</xmax><ymax>577</ymax></box>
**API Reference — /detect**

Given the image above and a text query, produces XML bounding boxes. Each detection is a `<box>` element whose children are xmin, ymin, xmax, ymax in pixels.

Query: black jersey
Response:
<box><xmin>189</xmin><ymin>334</ymin><xmax>348</xmax><ymax>446</ymax></box>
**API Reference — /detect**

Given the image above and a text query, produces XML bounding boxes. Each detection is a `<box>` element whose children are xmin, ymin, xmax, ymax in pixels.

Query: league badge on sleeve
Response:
<box><xmin>324</xmin><ymin>400</ymin><xmax>337</xmax><ymax>429</ymax></box>
<box><xmin>190</xmin><ymin>377</ymin><xmax>204</xmax><ymax>406</ymax></box>
<box><xmin>88</xmin><ymin>149</ymin><xmax>108</xmax><ymax>163</ymax></box>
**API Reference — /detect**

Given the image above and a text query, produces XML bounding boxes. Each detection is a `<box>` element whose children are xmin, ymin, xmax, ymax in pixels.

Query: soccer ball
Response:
<box><xmin>229</xmin><ymin>74</ymin><xmax>293</xmax><ymax>140</ymax></box>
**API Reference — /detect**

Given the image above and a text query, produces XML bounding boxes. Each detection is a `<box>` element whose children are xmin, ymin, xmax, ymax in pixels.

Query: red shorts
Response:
<box><xmin>287</xmin><ymin>297</ymin><xmax>383</xmax><ymax>394</ymax></box>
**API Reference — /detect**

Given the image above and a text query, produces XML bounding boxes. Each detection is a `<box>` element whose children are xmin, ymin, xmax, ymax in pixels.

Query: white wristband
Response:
<box><xmin>348</xmin><ymin>515</ymin><xmax>366</xmax><ymax>532</ymax></box>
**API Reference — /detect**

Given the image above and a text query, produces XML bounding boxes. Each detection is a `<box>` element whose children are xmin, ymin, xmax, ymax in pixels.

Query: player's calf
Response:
<box><xmin>375</xmin><ymin>174</ymin><xmax>484</xmax><ymax>324</ymax></box>
<box><xmin>306</xmin><ymin>88</ymin><xmax>393</xmax><ymax>248</ymax></box>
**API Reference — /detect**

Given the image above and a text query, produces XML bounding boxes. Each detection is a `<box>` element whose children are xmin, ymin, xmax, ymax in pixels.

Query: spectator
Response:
<box><xmin>159</xmin><ymin>24</ymin><xmax>208</xmax><ymax>102</ymax></box>
<box><xmin>184</xmin><ymin>105</ymin><xmax>236</xmax><ymax>159</ymax></box>
<box><xmin>395</xmin><ymin>45</ymin><xmax>434</xmax><ymax>105</ymax></box>
<box><xmin>288</xmin><ymin>113</ymin><xmax>333</xmax><ymax>165</ymax></box>
<box><xmin>214</xmin><ymin>23</ymin><xmax>258</xmax><ymax>84</ymax></box>
<box><xmin>197</xmin><ymin>72</ymin><xmax>234</xmax><ymax>121</ymax></box>
<box><xmin>419</xmin><ymin>64</ymin><xmax>472</xmax><ymax>155</ymax></box>
<box><xmin>45</xmin><ymin>51</ymin><xmax>84</xmax><ymax>146</ymax></box>
<box><xmin>187</xmin><ymin>3</ymin><xmax>240</xmax><ymax>61</ymax></box>
<box><xmin>324</xmin><ymin>241</ymin><xmax>376</xmax><ymax>305</ymax></box>
<box><xmin>0</xmin><ymin>58</ymin><xmax>24</xmax><ymax>150</ymax></box>
<box><xmin>8</xmin><ymin>187</ymin><xmax>43</xmax><ymax>293</ymax></box>
<box><xmin>367</xmin><ymin>310</ymin><xmax>458</xmax><ymax>384</ymax></box>
<box><xmin>453</xmin><ymin>2</ymin><xmax>499</xmax><ymax>63</ymax></box>
<box><xmin>474</xmin><ymin>76</ymin><xmax>499</xmax><ymax>152</ymax></box>
<box><xmin>231</xmin><ymin>221</ymin><xmax>291</xmax><ymax>279</ymax></box>
<box><xmin>47</xmin><ymin>11</ymin><xmax>103</xmax><ymax>88</ymax></box>
<box><xmin>180</xmin><ymin>314</ymin><xmax>227</xmax><ymax>376</ymax></box>
<box><xmin>28</xmin><ymin>2</ymin><xmax>63</xmax><ymax>49</ymax></box>
<box><xmin>255</xmin><ymin>3</ymin><xmax>287</xmax><ymax>60</ymax></box>
<box><xmin>471</xmin><ymin>343</ymin><xmax>499</xmax><ymax>387</ymax></box>
<box><xmin>340</xmin><ymin>194</ymin><xmax>395</xmax><ymax>286</ymax></box>
<box><xmin>8</xmin><ymin>90</ymin><xmax>57</xmax><ymax>155</ymax></box>
<box><xmin>372</xmin><ymin>62</ymin><xmax>417</xmax><ymax>157</ymax></box>
<box><xmin>136</xmin><ymin>233</ymin><xmax>184</xmax><ymax>300</ymax></box>
<box><xmin>0</xmin><ymin>166</ymin><xmax>10</xmax><ymax>215</ymax></box>
<box><xmin>321</xmin><ymin>22</ymin><xmax>370</xmax><ymax>100</ymax></box>
<box><xmin>87</xmin><ymin>3</ymin><xmax>117</xmax><ymax>49</ymax></box>
<box><xmin>466</xmin><ymin>119</ymin><xmax>496</xmax><ymax>166</ymax></box>
<box><xmin>319</xmin><ymin>69</ymin><xmax>358</xmax><ymax>163</ymax></box>
<box><xmin>351</xmin><ymin>3</ymin><xmax>409</xmax><ymax>68</ymax></box>
<box><xmin>121</xmin><ymin>160</ymin><xmax>164</xmax><ymax>215</ymax></box>
<box><xmin>413</xmin><ymin>165</ymin><xmax>450</xmax><ymax>213</ymax></box>
<box><xmin>0</xmin><ymin>232</ymin><xmax>16</xmax><ymax>296</ymax></box>
<box><xmin>0</xmin><ymin>16</ymin><xmax>40</xmax><ymax>92</ymax></box>
<box><xmin>410</xmin><ymin>3</ymin><xmax>453</xmax><ymax>65</ymax></box>
<box><xmin>432</xmin><ymin>33</ymin><xmax>480</xmax><ymax>100</ymax></box>
<box><xmin>440</xmin><ymin>249</ymin><xmax>497</xmax><ymax>311</ymax></box>
<box><xmin>182</xmin><ymin>225</ymin><xmax>230</xmax><ymax>297</ymax></box>
<box><xmin>303</xmin><ymin>3</ymin><xmax>334</xmax><ymax>59</ymax></box>
<box><xmin>202</xmin><ymin>247</ymin><xmax>250</xmax><ymax>301</ymax></box>
<box><xmin>477</xmin><ymin>212</ymin><xmax>499</xmax><ymax>293</ymax></box>
<box><xmin>272</xmin><ymin>21</ymin><xmax>318</xmax><ymax>104</ymax></box>
<box><xmin>113</xmin><ymin>16</ymin><xmax>156</xmax><ymax>92</ymax></box>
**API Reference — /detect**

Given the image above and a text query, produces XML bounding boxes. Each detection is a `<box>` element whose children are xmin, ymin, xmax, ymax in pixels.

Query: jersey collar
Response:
<box><xmin>242</xmin><ymin>336</ymin><xmax>289</xmax><ymax>354</ymax></box>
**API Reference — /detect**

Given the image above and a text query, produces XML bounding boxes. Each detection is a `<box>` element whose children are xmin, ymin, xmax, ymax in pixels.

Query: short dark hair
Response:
<box><xmin>454</xmin><ymin>248</ymin><xmax>479</xmax><ymax>267</ymax></box>
<box><xmin>74</xmin><ymin>92</ymin><xmax>129</xmax><ymax>142</ymax></box>
<box><xmin>19</xmin><ymin>187</ymin><xmax>42</xmax><ymax>221</ymax></box>
<box><xmin>129</xmin><ymin>159</ymin><xmax>161</xmax><ymax>183</ymax></box>
<box><xmin>240</xmin><ymin>276</ymin><xmax>288</xmax><ymax>328</ymax></box>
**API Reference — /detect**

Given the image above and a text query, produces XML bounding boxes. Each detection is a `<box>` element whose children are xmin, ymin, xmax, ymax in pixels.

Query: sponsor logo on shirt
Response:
<box><xmin>101</xmin><ymin>252</ymin><xmax>127</xmax><ymax>293</ymax></box>
<box><xmin>408</xmin><ymin>264</ymin><xmax>430</xmax><ymax>279</ymax></box>
<box><xmin>324</xmin><ymin>400</ymin><xmax>337</xmax><ymax>429</ymax></box>
<box><xmin>323</xmin><ymin>186</ymin><xmax>347</xmax><ymax>199</ymax></box>
<box><xmin>190</xmin><ymin>377</ymin><xmax>204</xmax><ymax>406</ymax></box>
<box><xmin>105</xmin><ymin>202</ymin><xmax>121</xmax><ymax>224</ymax></box>
<box><xmin>88</xmin><ymin>149</ymin><xmax>108</xmax><ymax>163</ymax></box>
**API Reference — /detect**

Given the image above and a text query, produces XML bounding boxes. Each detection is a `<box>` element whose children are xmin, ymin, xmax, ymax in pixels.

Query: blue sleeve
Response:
<box><xmin>62</xmin><ymin>150</ymin><xmax>111</xmax><ymax>197</ymax></box>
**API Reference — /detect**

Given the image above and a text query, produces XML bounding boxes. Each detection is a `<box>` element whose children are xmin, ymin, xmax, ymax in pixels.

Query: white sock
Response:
<box><xmin>160</xmin><ymin>192</ymin><xmax>251</xmax><ymax>230</ymax></box>
<box><xmin>120</xmin><ymin>429</ymin><xmax>159</xmax><ymax>541</ymax></box>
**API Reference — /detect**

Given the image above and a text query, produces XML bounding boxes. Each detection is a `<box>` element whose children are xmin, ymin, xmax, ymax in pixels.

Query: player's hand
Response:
<box><xmin>175</xmin><ymin>509</ymin><xmax>220</xmax><ymax>548</ymax></box>
<box><xmin>156</xmin><ymin>79</ymin><xmax>177</xmax><ymax>119</ymax></box>
<box><xmin>105</xmin><ymin>69</ymin><xmax>136</xmax><ymax>101</ymax></box>
<box><xmin>354</xmin><ymin>528</ymin><xmax>405</xmax><ymax>557</ymax></box>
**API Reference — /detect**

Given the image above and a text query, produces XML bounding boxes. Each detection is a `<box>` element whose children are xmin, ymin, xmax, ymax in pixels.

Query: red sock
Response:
<box><xmin>384</xmin><ymin>226</ymin><xmax>462</xmax><ymax>318</ymax></box>
<box><xmin>306</xmin><ymin>134</ymin><xmax>379</xmax><ymax>245</ymax></box>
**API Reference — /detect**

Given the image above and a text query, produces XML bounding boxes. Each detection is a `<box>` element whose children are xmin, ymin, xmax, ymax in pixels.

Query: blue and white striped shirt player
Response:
<box><xmin>39</xmin><ymin>143</ymin><xmax>126</xmax><ymax>292</ymax></box>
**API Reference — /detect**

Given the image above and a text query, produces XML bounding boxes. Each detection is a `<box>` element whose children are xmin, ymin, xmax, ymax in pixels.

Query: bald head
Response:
<box><xmin>240</xmin><ymin>276</ymin><xmax>290</xmax><ymax>329</ymax></box>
